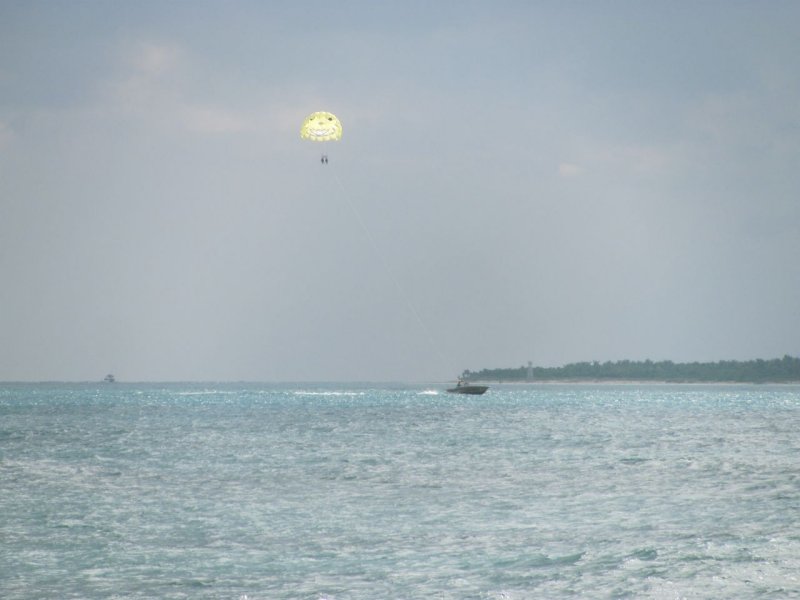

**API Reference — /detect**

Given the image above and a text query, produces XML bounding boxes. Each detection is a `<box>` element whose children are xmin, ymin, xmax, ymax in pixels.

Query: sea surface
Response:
<box><xmin>2</xmin><ymin>382</ymin><xmax>800</xmax><ymax>599</ymax></box>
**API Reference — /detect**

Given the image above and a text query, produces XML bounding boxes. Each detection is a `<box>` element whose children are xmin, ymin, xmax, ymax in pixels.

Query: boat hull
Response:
<box><xmin>446</xmin><ymin>385</ymin><xmax>488</xmax><ymax>395</ymax></box>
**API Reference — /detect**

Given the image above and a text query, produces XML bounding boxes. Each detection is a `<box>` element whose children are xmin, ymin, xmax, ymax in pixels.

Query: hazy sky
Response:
<box><xmin>2</xmin><ymin>1</ymin><xmax>799</xmax><ymax>382</ymax></box>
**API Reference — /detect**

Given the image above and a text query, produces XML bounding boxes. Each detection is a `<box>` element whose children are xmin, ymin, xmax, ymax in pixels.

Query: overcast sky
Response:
<box><xmin>1</xmin><ymin>1</ymin><xmax>799</xmax><ymax>382</ymax></box>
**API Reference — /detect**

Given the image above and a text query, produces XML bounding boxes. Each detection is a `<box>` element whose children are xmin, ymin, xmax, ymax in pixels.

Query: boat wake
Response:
<box><xmin>293</xmin><ymin>391</ymin><xmax>366</xmax><ymax>397</ymax></box>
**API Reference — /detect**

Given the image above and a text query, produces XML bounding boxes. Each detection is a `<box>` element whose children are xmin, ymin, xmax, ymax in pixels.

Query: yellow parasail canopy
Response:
<box><xmin>300</xmin><ymin>111</ymin><xmax>342</xmax><ymax>142</ymax></box>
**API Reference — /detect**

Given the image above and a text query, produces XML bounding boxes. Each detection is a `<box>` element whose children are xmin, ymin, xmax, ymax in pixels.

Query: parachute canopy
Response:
<box><xmin>300</xmin><ymin>111</ymin><xmax>342</xmax><ymax>142</ymax></box>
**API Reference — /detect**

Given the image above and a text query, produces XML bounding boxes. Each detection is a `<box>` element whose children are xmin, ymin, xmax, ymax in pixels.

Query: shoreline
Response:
<box><xmin>469</xmin><ymin>379</ymin><xmax>800</xmax><ymax>386</ymax></box>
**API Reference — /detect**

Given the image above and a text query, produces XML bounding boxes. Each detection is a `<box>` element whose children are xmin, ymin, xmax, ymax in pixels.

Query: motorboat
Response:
<box><xmin>446</xmin><ymin>379</ymin><xmax>488</xmax><ymax>395</ymax></box>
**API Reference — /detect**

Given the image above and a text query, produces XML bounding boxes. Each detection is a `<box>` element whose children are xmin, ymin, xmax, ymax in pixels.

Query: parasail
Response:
<box><xmin>300</xmin><ymin>111</ymin><xmax>342</xmax><ymax>142</ymax></box>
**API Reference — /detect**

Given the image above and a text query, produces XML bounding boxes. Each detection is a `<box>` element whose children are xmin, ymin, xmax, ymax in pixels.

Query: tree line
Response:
<box><xmin>463</xmin><ymin>355</ymin><xmax>800</xmax><ymax>383</ymax></box>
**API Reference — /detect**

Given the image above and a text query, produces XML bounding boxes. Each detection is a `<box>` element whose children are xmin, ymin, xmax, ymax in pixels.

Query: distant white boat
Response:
<box><xmin>103</xmin><ymin>374</ymin><xmax>116</xmax><ymax>383</ymax></box>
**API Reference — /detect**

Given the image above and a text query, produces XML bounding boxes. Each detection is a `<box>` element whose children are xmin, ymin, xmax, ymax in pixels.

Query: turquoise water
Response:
<box><xmin>2</xmin><ymin>382</ymin><xmax>799</xmax><ymax>599</ymax></box>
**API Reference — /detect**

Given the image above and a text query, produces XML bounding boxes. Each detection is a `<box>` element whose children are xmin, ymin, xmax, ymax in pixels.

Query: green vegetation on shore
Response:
<box><xmin>463</xmin><ymin>355</ymin><xmax>800</xmax><ymax>383</ymax></box>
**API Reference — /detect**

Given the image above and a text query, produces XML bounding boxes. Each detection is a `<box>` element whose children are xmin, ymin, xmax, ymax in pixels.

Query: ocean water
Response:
<box><xmin>2</xmin><ymin>383</ymin><xmax>799</xmax><ymax>599</ymax></box>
